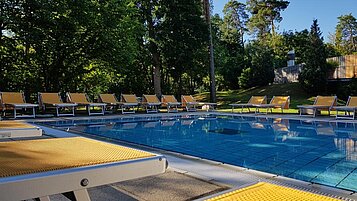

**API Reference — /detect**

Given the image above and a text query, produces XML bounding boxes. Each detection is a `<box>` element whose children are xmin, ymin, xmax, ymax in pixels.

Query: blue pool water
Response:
<box><xmin>42</xmin><ymin>115</ymin><xmax>357</xmax><ymax>192</ymax></box>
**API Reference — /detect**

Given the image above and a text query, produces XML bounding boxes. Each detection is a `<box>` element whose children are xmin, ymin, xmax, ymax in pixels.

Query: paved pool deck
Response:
<box><xmin>4</xmin><ymin>112</ymin><xmax>357</xmax><ymax>200</ymax></box>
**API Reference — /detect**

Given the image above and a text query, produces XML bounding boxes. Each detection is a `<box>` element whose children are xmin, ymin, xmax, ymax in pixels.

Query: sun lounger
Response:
<box><xmin>197</xmin><ymin>182</ymin><xmax>340</xmax><ymax>201</ymax></box>
<box><xmin>181</xmin><ymin>95</ymin><xmax>217</xmax><ymax>112</ymax></box>
<box><xmin>67</xmin><ymin>93</ymin><xmax>106</xmax><ymax>115</ymax></box>
<box><xmin>0</xmin><ymin>92</ymin><xmax>38</xmax><ymax>118</ymax></box>
<box><xmin>229</xmin><ymin>96</ymin><xmax>267</xmax><ymax>113</ymax></box>
<box><xmin>120</xmin><ymin>94</ymin><xmax>140</xmax><ymax>114</ymax></box>
<box><xmin>297</xmin><ymin>96</ymin><xmax>337</xmax><ymax>117</ymax></box>
<box><xmin>0</xmin><ymin>137</ymin><xmax>166</xmax><ymax>201</ymax></box>
<box><xmin>0</xmin><ymin>121</ymin><xmax>42</xmax><ymax>138</ymax></box>
<box><xmin>161</xmin><ymin>95</ymin><xmax>181</xmax><ymax>113</ymax></box>
<box><xmin>254</xmin><ymin>96</ymin><xmax>290</xmax><ymax>114</ymax></box>
<box><xmin>334</xmin><ymin>96</ymin><xmax>357</xmax><ymax>119</ymax></box>
<box><xmin>98</xmin><ymin>93</ymin><xmax>121</xmax><ymax>112</ymax></box>
<box><xmin>38</xmin><ymin>92</ymin><xmax>78</xmax><ymax>116</ymax></box>
<box><xmin>142</xmin><ymin>94</ymin><xmax>161</xmax><ymax>113</ymax></box>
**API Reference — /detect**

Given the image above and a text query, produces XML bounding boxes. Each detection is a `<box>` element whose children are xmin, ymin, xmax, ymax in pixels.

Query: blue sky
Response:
<box><xmin>212</xmin><ymin>0</ymin><xmax>357</xmax><ymax>41</ymax></box>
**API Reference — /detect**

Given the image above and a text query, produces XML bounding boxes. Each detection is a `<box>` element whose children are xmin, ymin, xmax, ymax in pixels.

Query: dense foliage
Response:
<box><xmin>1</xmin><ymin>0</ymin><xmax>357</xmax><ymax>101</ymax></box>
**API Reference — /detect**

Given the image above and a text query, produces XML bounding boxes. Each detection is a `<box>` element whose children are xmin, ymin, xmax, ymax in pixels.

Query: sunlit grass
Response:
<box><xmin>194</xmin><ymin>83</ymin><xmax>347</xmax><ymax>114</ymax></box>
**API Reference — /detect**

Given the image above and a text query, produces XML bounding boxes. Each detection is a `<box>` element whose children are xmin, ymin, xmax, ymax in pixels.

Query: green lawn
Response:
<box><xmin>194</xmin><ymin>83</ymin><xmax>344</xmax><ymax>114</ymax></box>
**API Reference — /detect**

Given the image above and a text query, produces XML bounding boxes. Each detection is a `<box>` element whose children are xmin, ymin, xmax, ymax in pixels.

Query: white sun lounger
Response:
<box><xmin>334</xmin><ymin>96</ymin><xmax>357</xmax><ymax>120</ymax></box>
<box><xmin>67</xmin><ymin>93</ymin><xmax>106</xmax><ymax>116</ymax></box>
<box><xmin>142</xmin><ymin>95</ymin><xmax>161</xmax><ymax>113</ymax></box>
<box><xmin>38</xmin><ymin>92</ymin><xmax>78</xmax><ymax>116</ymax></box>
<box><xmin>161</xmin><ymin>95</ymin><xmax>181</xmax><ymax>113</ymax></box>
<box><xmin>297</xmin><ymin>96</ymin><xmax>337</xmax><ymax>117</ymax></box>
<box><xmin>0</xmin><ymin>137</ymin><xmax>167</xmax><ymax>201</ymax></box>
<box><xmin>229</xmin><ymin>96</ymin><xmax>267</xmax><ymax>113</ymax></box>
<box><xmin>0</xmin><ymin>92</ymin><xmax>39</xmax><ymax>118</ymax></box>
<box><xmin>120</xmin><ymin>94</ymin><xmax>140</xmax><ymax>114</ymax></box>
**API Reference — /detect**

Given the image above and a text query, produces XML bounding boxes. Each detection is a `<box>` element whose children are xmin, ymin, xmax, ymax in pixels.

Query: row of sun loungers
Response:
<box><xmin>230</xmin><ymin>95</ymin><xmax>357</xmax><ymax>119</ymax></box>
<box><xmin>0</xmin><ymin>92</ymin><xmax>217</xmax><ymax>118</ymax></box>
<box><xmin>229</xmin><ymin>96</ymin><xmax>290</xmax><ymax>114</ymax></box>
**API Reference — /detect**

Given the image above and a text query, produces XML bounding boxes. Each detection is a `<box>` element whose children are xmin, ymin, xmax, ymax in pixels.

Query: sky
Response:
<box><xmin>212</xmin><ymin>0</ymin><xmax>357</xmax><ymax>41</ymax></box>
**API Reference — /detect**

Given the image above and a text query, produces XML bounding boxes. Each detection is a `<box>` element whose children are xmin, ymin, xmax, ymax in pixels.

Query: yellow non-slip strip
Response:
<box><xmin>206</xmin><ymin>182</ymin><xmax>341</xmax><ymax>201</ymax></box>
<box><xmin>0</xmin><ymin>137</ymin><xmax>154</xmax><ymax>178</ymax></box>
<box><xmin>0</xmin><ymin>121</ymin><xmax>36</xmax><ymax>129</ymax></box>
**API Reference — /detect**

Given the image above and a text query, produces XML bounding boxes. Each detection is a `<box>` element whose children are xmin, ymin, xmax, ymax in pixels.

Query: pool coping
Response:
<box><xmin>26</xmin><ymin>112</ymin><xmax>357</xmax><ymax>200</ymax></box>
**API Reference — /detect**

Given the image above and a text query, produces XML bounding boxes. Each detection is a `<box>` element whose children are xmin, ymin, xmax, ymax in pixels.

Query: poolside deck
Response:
<box><xmin>3</xmin><ymin>112</ymin><xmax>357</xmax><ymax>200</ymax></box>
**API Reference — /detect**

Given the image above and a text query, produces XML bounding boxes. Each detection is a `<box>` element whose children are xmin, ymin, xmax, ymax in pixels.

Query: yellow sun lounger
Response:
<box><xmin>297</xmin><ymin>96</ymin><xmax>337</xmax><ymax>117</ymax></box>
<box><xmin>67</xmin><ymin>93</ymin><xmax>106</xmax><ymax>115</ymax></box>
<box><xmin>255</xmin><ymin>96</ymin><xmax>290</xmax><ymax>114</ymax></box>
<box><xmin>38</xmin><ymin>92</ymin><xmax>78</xmax><ymax>117</ymax></box>
<box><xmin>161</xmin><ymin>95</ymin><xmax>181</xmax><ymax>113</ymax></box>
<box><xmin>0</xmin><ymin>92</ymin><xmax>38</xmax><ymax>118</ymax></box>
<box><xmin>334</xmin><ymin>96</ymin><xmax>357</xmax><ymax>120</ymax></box>
<box><xmin>98</xmin><ymin>93</ymin><xmax>121</xmax><ymax>112</ymax></box>
<box><xmin>120</xmin><ymin>94</ymin><xmax>140</xmax><ymax>114</ymax></box>
<box><xmin>142</xmin><ymin>94</ymin><xmax>161</xmax><ymax>113</ymax></box>
<box><xmin>181</xmin><ymin>95</ymin><xmax>217</xmax><ymax>112</ymax></box>
<box><xmin>0</xmin><ymin>121</ymin><xmax>42</xmax><ymax>138</ymax></box>
<box><xmin>198</xmin><ymin>182</ymin><xmax>340</xmax><ymax>201</ymax></box>
<box><xmin>229</xmin><ymin>96</ymin><xmax>267</xmax><ymax>113</ymax></box>
<box><xmin>0</xmin><ymin>137</ymin><xmax>167</xmax><ymax>201</ymax></box>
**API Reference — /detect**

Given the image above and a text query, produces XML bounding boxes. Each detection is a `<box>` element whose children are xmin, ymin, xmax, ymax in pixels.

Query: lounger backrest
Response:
<box><xmin>0</xmin><ymin>92</ymin><xmax>25</xmax><ymax>104</ymax></box>
<box><xmin>68</xmin><ymin>93</ymin><xmax>89</xmax><ymax>103</ymax></box>
<box><xmin>121</xmin><ymin>94</ymin><xmax>138</xmax><ymax>103</ymax></box>
<box><xmin>182</xmin><ymin>95</ymin><xmax>196</xmax><ymax>103</ymax></box>
<box><xmin>249</xmin><ymin>96</ymin><xmax>267</xmax><ymax>104</ymax></box>
<box><xmin>347</xmin><ymin>96</ymin><xmax>357</xmax><ymax>107</ymax></box>
<box><xmin>143</xmin><ymin>95</ymin><xmax>160</xmax><ymax>103</ymax></box>
<box><xmin>314</xmin><ymin>96</ymin><xmax>336</xmax><ymax>107</ymax></box>
<box><xmin>39</xmin><ymin>93</ymin><xmax>62</xmax><ymax>105</ymax></box>
<box><xmin>162</xmin><ymin>95</ymin><xmax>178</xmax><ymax>103</ymax></box>
<box><xmin>99</xmin><ymin>94</ymin><xmax>117</xmax><ymax>103</ymax></box>
<box><xmin>270</xmin><ymin>96</ymin><xmax>290</xmax><ymax>109</ymax></box>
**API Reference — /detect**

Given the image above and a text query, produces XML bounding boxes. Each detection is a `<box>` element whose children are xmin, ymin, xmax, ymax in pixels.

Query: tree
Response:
<box><xmin>299</xmin><ymin>20</ymin><xmax>330</xmax><ymax>94</ymax></box>
<box><xmin>239</xmin><ymin>41</ymin><xmax>274</xmax><ymax>88</ymax></box>
<box><xmin>216</xmin><ymin>0</ymin><xmax>247</xmax><ymax>89</ymax></box>
<box><xmin>335</xmin><ymin>13</ymin><xmax>357</xmax><ymax>54</ymax></box>
<box><xmin>222</xmin><ymin>1</ymin><xmax>248</xmax><ymax>45</ymax></box>
<box><xmin>246</xmin><ymin>0</ymin><xmax>289</xmax><ymax>38</ymax></box>
<box><xmin>159</xmin><ymin>0</ymin><xmax>209</xmax><ymax>96</ymax></box>
<box><xmin>137</xmin><ymin>0</ymin><xmax>163</xmax><ymax>97</ymax></box>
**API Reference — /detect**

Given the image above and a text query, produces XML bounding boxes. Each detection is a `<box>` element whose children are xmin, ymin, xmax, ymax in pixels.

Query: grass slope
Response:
<box><xmin>194</xmin><ymin>83</ymin><xmax>317</xmax><ymax>113</ymax></box>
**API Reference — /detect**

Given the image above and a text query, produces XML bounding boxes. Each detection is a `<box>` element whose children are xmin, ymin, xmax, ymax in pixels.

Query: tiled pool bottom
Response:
<box><xmin>42</xmin><ymin>115</ymin><xmax>357</xmax><ymax>192</ymax></box>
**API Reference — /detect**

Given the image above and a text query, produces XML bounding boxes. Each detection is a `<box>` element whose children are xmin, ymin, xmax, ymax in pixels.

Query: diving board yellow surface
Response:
<box><xmin>0</xmin><ymin>137</ymin><xmax>155</xmax><ymax>178</ymax></box>
<box><xmin>0</xmin><ymin>121</ymin><xmax>36</xmax><ymax>129</ymax></box>
<box><xmin>205</xmin><ymin>182</ymin><xmax>340</xmax><ymax>201</ymax></box>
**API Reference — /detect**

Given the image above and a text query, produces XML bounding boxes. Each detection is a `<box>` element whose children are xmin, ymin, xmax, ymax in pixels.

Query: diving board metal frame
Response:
<box><xmin>0</xmin><ymin>155</ymin><xmax>167</xmax><ymax>201</ymax></box>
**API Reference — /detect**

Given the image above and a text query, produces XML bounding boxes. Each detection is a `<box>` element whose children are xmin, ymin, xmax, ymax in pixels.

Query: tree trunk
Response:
<box><xmin>147</xmin><ymin>5</ymin><xmax>162</xmax><ymax>97</ymax></box>
<box><xmin>203</xmin><ymin>0</ymin><xmax>216</xmax><ymax>102</ymax></box>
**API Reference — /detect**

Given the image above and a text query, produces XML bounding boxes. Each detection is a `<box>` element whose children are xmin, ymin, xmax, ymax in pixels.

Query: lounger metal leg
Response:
<box><xmin>38</xmin><ymin>196</ymin><xmax>51</xmax><ymax>201</ymax></box>
<box><xmin>14</xmin><ymin>108</ymin><xmax>17</xmax><ymax>119</ymax></box>
<box><xmin>32</xmin><ymin>107</ymin><xmax>36</xmax><ymax>118</ymax></box>
<box><xmin>73</xmin><ymin>189</ymin><xmax>91</xmax><ymax>201</ymax></box>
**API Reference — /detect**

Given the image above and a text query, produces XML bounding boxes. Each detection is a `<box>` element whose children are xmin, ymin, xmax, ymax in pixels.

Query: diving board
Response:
<box><xmin>0</xmin><ymin>137</ymin><xmax>167</xmax><ymax>201</ymax></box>
<box><xmin>0</xmin><ymin>121</ymin><xmax>42</xmax><ymax>138</ymax></box>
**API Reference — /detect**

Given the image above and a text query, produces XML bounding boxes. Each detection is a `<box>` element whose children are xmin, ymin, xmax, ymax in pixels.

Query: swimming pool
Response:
<box><xmin>42</xmin><ymin>114</ymin><xmax>357</xmax><ymax>192</ymax></box>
